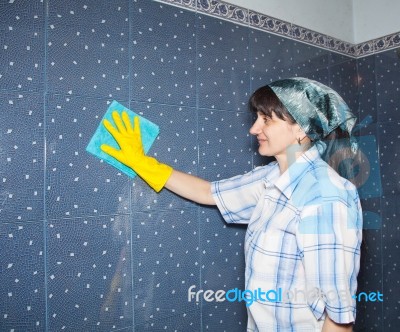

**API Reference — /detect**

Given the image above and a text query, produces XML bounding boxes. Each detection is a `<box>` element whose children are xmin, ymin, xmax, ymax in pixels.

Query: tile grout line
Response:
<box><xmin>42</xmin><ymin>0</ymin><xmax>50</xmax><ymax>331</ymax></box>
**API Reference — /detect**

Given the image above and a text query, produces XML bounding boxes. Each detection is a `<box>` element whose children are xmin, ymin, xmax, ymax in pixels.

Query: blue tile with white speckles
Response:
<box><xmin>197</xmin><ymin>14</ymin><xmax>250</xmax><ymax>112</ymax></box>
<box><xmin>198</xmin><ymin>109</ymin><xmax>253</xmax><ymax>181</ymax></box>
<box><xmin>47</xmin><ymin>215</ymin><xmax>132</xmax><ymax>331</ymax></box>
<box><xmin>0</xmin><ymin>92</ymin><xmax>44</xmax><ymax>222</ymax></box>
<box><xmin>376</xmin><ymin>49</ymin><xmax>400</xmax><ymax>123</ymax></box>
<box><xmin>0</xmin><ymin>0</ymin><xmax>45</xmax><ymax>93</ymax></box>
<box><xmin>45</xmin><ymin>95</ymin><xmax>131</xmax><ymax>220</ymax></box>
<box><xmin>132</xmin><ymin>209</ymin><xmax>200</xmax><ymax>325</ymax></box>
<box><xmin>0</xmin><ymin>221</ymin><xmax>45</xmax><ymax>331</ymax></box>
<box><xmin>47</xmin><ymin>0</ymin><xmax>129</xmax><ymax>99</ymax></box>
<box><xmin>130</xmin><ymin>0</ymin><xmax>197</xmax><ymax>107</ymax></box>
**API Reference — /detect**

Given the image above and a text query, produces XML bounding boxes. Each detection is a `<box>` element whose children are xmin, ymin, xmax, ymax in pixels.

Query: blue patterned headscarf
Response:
<box><xmin>268</xmin><ymin>77</ymin><xmax>357</xmax><ymax>143</ymax></box>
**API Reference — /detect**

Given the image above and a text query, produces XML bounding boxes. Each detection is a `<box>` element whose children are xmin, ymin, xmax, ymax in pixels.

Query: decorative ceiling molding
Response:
<box><xmin>156</xmin><ymin>0</ymin><xmax>400</xmax><ymax>58</ymax></box>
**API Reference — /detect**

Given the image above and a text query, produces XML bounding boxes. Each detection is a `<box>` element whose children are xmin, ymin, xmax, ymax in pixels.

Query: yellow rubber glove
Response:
<box><xmin>100</xmin><ymin>111</ymin><xmax>173</xmax><ymax>192</ymax></box>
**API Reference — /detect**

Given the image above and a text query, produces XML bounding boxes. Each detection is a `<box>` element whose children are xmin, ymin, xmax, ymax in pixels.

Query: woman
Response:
<box><xmin>101</xmin><ymin>77</ymin><xmax>362</xmax><ymax>331</ymax></box>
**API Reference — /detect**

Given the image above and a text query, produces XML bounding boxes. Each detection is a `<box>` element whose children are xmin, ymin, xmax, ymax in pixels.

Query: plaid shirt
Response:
<box><xmin>212</xmin><ymin>146</ymin><xmax>362</xmax><ymax>331</ymax></box>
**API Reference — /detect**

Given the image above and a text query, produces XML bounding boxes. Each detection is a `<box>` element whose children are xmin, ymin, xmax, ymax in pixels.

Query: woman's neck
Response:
<box><xmin>276</xmin><ymin>143</ymin><xmax>311</xmax><ymax>174</ymax></box>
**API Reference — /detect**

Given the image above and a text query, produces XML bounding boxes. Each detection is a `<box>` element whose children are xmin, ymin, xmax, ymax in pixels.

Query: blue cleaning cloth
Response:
<box><xmin>86</xmin><ymin>100</ymin><xmax>160</xmax><ymax>178</ymax></box>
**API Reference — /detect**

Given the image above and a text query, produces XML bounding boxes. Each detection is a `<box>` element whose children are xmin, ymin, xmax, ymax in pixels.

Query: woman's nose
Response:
<box><xmin>249</xmin><ymin>121</ymin><xmax>261</xmax><ymax>135</ymax></box>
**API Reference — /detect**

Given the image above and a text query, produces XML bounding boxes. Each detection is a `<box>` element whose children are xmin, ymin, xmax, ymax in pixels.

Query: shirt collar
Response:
<box><xmin>273</xmin><ymin>145</ymin><xmax>321</xmax><ymax>199</ymax></box>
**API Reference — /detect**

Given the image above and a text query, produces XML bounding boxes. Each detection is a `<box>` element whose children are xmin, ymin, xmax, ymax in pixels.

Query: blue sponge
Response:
<box><xmin>86</xmin><ymin>100</ymin><xmax>159</xmax><ymax>178</ymax></box>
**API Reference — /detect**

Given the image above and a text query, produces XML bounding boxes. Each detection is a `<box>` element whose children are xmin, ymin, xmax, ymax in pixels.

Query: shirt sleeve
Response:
<box><xmin>296</xmin><ymin>195</ymin><xmax>363</xmax><ymax>324</ymax></box>
<box><xmin>211</xmin><ymin>164</ymin><xmax>273</xmax><ymax>224</ymax></box>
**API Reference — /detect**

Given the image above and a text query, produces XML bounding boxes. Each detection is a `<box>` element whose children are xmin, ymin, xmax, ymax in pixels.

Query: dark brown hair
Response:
<box><xmin>248</xmin><ymin>85</ymin><xmax>296</xmax><ymax>124</ymax></box>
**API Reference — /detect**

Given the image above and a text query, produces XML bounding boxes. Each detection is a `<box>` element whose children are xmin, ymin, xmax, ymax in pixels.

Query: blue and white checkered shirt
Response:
<box><xmin>212</xmin><ymin>146</ymin><xmax>362</xmax><ymax>331</ymax></box>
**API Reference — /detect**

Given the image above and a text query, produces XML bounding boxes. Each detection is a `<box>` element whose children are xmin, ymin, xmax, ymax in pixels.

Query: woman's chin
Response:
<box><xmin>258</xmin><ymin>148</ymin><xmax>274</xmax><ymax>157</ymax></box>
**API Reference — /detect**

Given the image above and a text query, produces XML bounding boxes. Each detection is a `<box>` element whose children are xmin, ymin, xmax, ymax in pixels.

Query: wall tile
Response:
<box><xmin>130</xmin><ymin>101</ymin><xmax>198</xmax><ymax>212</ymax></box>
<box><xmin>249</xmin><ymin>29</ymin><xmax>294</xmax><ymax>89</ymax></box>
<box><xmin>383</xmin><ymin>263</ymin><xmax>400</xmax><ymax>331</ymax></box>
<box><xmin>378</xmin><ymin>122</ymin><xmax>400</xmax><ymax>196</ymax></box>
<box><xmin>199</xmin><ymin>206</ymin><xmax>246</xmax><ymax>289</ymax></box>
<box><xmin>47</xmin><ymin>0</ymin><xmax>129</xmax><ymax>99</ymax></box>
<box><xmin>291</xmin><ymin>42</ymin><xmax>329</xmax><ymax>79</ymax></box>
<box><xmin>198</xmin><ymin>110</ymin><xmax>253</xmax><ymax>180</ymax></box>
<box><xmin>357</xmin><ymin>55</ymin><xmax>377</xmax><ymax>124</ymax></box>
<box><xmin>361</xmin><ymin>198</ymin><xmax>382</xmax><ymax>232</ymax></box>
<box><xmin>291</xmin><ymin>25</ymin><xmax>327</xmax><ymax>49</ymax></box>
<box><xmin>354</xmin><ymin>41</ymin><xmax>375</xmax><ymax>58</ymax></box>
<box><xmin>131</xmin><ymin>0</ymin><xmax>196</xmax><ymax>107</ymax></box>
<box><xmin>159</xmin><ymin>0</ymin><xmax>196</xmax><ymax>11</ymax></box>
<box><xmin>356</xmin><ymin>125</ymin><xmax>382</xmax><ymax>201</ymax></box>
<box><xmin>135</xmin><ymin>309</ymin><xmax>201</xmax><ymax>331</ymax></box>
<box><xmin>329</xmin><ymin>52</ymin><xmax>354</xmax><ymax>66</ymax></box>
<box><xmin>327</xmin><ymin>34</ymin><xmax>354</xmax><ymax>58</ymax></box>
<box><xmin>329</xmin><ymin>59</ymin><xmax>359</xmax><ymax>112</ymax></box>
<box><xmin>374</xmin><ymin>34</ymin><xmax>400</xmax><ymax>53</ymax></box>
<box><xmin>381</xmin><ymin>197</ymin><xmax>400</xmax><ymax>332</ymax></box>
<box><xmin>132</xmin><ymin>209</ymin><xmax>200</xmax><ymax>324</ymax></box>
<box><xmin>46</xmin><ymin>95</ymin><xmax>131</xmax><ymax>219</ymax></box>
<box><xmin>381</xmin><ymin>194</ymin><xmax>400</xmax><ymax>270</ymax></box>
<box><xmin>197</xmin><ymin>14</ymin><xmax>250</xmax><ymax>112</ymax></box>
<box><xmin>353</xmin><ymin>263</ymin><xmax>383</xmax><ymax>331</ymax></box>
<box><xmin>0</xmin><ymin>221</ymin><xmax>45</xmax><ymax>331</ymax></box>
<box><xmin>47</xmin><ymin>215</ymin><xmax>132</xmax><ymax>331</ymax></box>
<box><xmin>0</xmin><ymin>0</ymin><xmax>45</xmax><ymax>93</ymax></box>
<box><xmin>198</xmin><ymin>206</ymin><xmax>247</xmax><ymax>331</ymax></box>
<box><xmin>375</xmin><ymin>49</ymin><xmax>400</xmax><ymax>123</ymax></box>
<box><xmin>0</xmin><ymin>92</ymin><xmax>44</xmax><ymax>222</ymax></box>
<box><xmin>202</xmin><ymin>299</ymin><xmax>247</xmax><ymax>331</ymax></box>
<box><xmin>294</xmin><ymin>67</ymin><xmax>330</xmax><ymax>87</ymax></box>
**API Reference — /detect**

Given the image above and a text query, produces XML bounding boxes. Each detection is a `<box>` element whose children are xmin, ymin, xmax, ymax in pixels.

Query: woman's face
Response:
<box><xmin>249</xmin><ymin>111</ymin><xmax>302</xmax><ymax>158</ymax></box>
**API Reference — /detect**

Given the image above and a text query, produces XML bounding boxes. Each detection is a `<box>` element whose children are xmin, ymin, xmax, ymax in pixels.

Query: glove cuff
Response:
<box><xmin>132</xmin><ymin>157</ymin><xmax>173</xmax><ymax>192</ymax></box>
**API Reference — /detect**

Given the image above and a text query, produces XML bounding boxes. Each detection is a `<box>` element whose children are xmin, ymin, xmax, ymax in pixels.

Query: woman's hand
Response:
<box><xmin>101</xmin><ymin>111</ymin><xmax>173</xmax><ymax>192</ymax></box>
<box><xmin>101</xmin><ymin>111</ymin><xmax>144</xmax><ymax>169</ymax></box>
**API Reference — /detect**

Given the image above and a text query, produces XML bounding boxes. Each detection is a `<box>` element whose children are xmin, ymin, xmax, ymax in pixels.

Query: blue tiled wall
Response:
<box><xmin>0</xmin><ymin>0</ymin><xmax>398</xmax><ymax>331</ymax></box>
<box><xmin>355</xmin><ymin>49</ymin><xmax>400</xmax><ymax>332</ymax></box>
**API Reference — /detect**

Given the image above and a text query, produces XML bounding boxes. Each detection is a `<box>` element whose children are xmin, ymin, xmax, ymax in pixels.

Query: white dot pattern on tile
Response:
<box><xmin>132</xmin><ymin>209</ymin><xmax>200</xmax><ymax>325</ymax></box>
<box><xmin>0</xmin><ymin>222</ymin><xmax>45</xmax><ymax>330</ymax></box>
<box><xmin>355</xmin><ymin>48</ymin><xmax>400</xmax><ymax>331</ymax></box>
<box><xmin>47</xmin><ymin>0</ymin><xmax>129</xmax><ymax>98</ymax></box>
<box><xmin>0</xmin><ymin>0</ymin><xmax>44</xmax><ymax>92</ymax></box>
<box><xmin>45</xmin><ymin>95</ymin><xmax>131</xmax><ymax>219</ymax></box>
<box><xmin>130</xmin><ymin>102</ymin><xmax>199</xmax><ymax>212</ymax></box>
<box><xmin>197</xmin><ymin>14</ymin><xmax>250</xmax><ymax>112</ymax></box>
<box><xmin>0</xmin><ymin>0</ymin><xmax>399</xmax><ymax>330</ymax></box>
<box><xmin>131</xmin><ymin>1</ymin><xmax>196</xmax><ymax>106</ymax></box>
<box><xmin>0</xmin><ymin>92</ymin><xmax>44</xmax><ymax>222</ymax></box>
<box><xmin>47</xmin><ymin>215</ymin><xmax>132</xmax><ymax>331</ymax></box>
<box><xmin>376</xmin><ymin>50</ymin><xmax>400</xmax><ymax>123</ymax></box>
<box><xmin>198</xmin><ymin>110</ymin><xmax>253</xmax><ymax>179</ymax></box>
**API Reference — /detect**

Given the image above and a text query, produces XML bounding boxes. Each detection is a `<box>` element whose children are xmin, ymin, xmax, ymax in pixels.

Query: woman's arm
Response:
<box><xmin>100</xmin><ymin>112</ymin><xmax>216</xmax><ymax>203</ymax></box>
<box><xmin>322</xmin><ymin>315</ymin><xmax>353</xmax><ymax>332</ymax></box>
<box><xmin>165</xmin><ymin>169</ymin><xmax>216</xmax><ymax>205</ymax></box>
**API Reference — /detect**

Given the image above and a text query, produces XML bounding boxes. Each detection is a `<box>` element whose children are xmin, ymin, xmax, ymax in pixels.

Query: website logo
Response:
<box><xmin>188</xmin><ymin>285</ymin><xmax>383</xmax><ymax>307</ymax></box>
